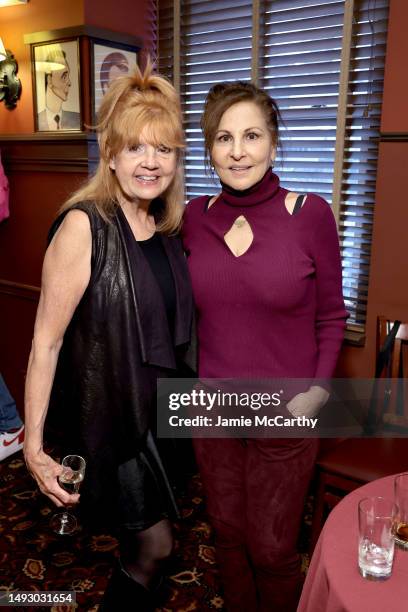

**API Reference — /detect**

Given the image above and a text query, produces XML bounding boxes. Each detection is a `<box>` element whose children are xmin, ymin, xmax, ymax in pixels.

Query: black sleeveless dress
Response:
<box><xmin>116</xmin><ymin>210</ymin><xmax>179</xmax><ymax>530</ymax></box>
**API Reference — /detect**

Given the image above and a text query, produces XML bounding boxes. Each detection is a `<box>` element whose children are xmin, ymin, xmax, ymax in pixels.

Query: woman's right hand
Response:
<box><xmin>24</xmin><ymin>448</ymin><xmax>80</xmax><ymax>508</ymax></box>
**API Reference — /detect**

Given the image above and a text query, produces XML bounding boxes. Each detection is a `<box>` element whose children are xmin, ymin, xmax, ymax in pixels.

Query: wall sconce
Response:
<box><xmin>0</xmin><ymin>37</ymin><xmax>22</xmax><ymax>109</ymax></box>
<box><xmin>0</xmin><ymin>1</ymin><xmax>28</xmax><ymax>6</ymax></box>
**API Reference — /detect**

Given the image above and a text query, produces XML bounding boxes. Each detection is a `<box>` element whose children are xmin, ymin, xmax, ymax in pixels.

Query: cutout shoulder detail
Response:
<box><xmin>285</xmin><ymin>192</ymin><xmax>307</xmax><ymax>215</ymax></box>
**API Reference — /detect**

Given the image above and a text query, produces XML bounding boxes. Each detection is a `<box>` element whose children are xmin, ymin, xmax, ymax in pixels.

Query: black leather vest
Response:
<box><xmin>46</xmin><ymin>202</ymin><xmax>194</xmax><ymax>520</ymax></box>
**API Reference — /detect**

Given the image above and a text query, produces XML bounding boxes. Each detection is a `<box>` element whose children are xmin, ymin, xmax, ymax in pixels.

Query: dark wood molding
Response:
<box><xmin>380</xmin><ymin>133</ymin><xmax>408</xmax><ymax>142</ymax></box>
<box><xmin>24</xmin><ymin>25</ymin><xmax>142</xmax><ymax>50</ymax></box>
<box><xmin>0</xmin><ymin>279</ymin><xmax>40</xmax><ymax>302</ymax></box>
<box><xmin>344</xmin><ymin>324</ymin><xmax>366</xmax><ymax>347</ymax></box>
<box><xmin>0</xmin><ymin>133</ymin><xmax>99</xmax><ymax>173</ymax></box>
<box><xmin>0</xmin><ymin>133</ymin><xmax>94</xmax><ymax>142</ymax></box>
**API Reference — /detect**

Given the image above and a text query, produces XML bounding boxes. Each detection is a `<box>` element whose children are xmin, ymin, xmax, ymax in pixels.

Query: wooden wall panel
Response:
<box><xmin>381</xmin><ymin>0</ymin><xmax>408</xmax><ymax>134</ymax></box>
<box><xmin>0</xmin><ymin>134</ymin><xmax>97</xmax><ymax>411</ymax></box>
<box><xmin>337</xmin><ymin>140</ymin><xmax>408</xmax><ymax>377</ymax></box>
<box><xmin>0</xmin><ymin>283</ymin><xmax>39</xmax><ymax>413</ymax></box>
<box><xmin>337</xmin><ymin>0</ymin><xmax>408</xmax><ymax>377</ymax></box>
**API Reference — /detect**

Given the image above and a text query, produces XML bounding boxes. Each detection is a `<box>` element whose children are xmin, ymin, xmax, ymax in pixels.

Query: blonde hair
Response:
<box><xmin>62</xmin><ymin>59</ymin><xmax>185</xmax><ymax>234</ymax></box>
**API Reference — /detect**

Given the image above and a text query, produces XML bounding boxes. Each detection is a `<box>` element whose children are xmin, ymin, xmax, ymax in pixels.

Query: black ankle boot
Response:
<box><xmin>99</xmin><ymin>562</ymin><xmax>154</xmax><ymax>612</ymax></box>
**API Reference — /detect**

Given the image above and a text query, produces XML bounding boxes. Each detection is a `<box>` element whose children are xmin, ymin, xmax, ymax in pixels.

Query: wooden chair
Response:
<box><xmin>309</xmin><ymin>316</ymin><xmax>408</xmax><ymax>554</ymax></box>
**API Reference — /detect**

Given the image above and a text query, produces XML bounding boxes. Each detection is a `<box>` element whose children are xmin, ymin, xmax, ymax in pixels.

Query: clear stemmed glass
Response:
<box><xmin>50</xmin><ymin>454</ymin><xmax>86</xmax><ymax>535</ymax></box>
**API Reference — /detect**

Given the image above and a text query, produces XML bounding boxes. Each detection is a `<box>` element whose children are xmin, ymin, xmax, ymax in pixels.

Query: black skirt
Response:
<box><xmin>117</xmin><ymin>430</ymin><xmax>180</xmax><ymax>530</ymax></box>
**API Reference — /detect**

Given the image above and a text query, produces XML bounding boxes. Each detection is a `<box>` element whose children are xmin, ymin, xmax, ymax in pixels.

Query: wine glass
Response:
<box><xmin>394</xmin><ymin>473</ymin><xmax>408</xmax><ymax>550</ymax></box>
<box><xmin>50</xmin><ymin>454</ymin><xmax>86</xmax><ymax>535</ymax></box>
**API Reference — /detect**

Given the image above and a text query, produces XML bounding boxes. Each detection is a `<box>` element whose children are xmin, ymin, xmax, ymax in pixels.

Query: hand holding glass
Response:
<box><xmin>358</xmin><ymin>496</ymin><xmax>398</xmax><ymax>580</ymax></box>
<box><xmin>50</xmin><ymin>455</ymin><xmax>86</xmax><ymax>535</ymax></box>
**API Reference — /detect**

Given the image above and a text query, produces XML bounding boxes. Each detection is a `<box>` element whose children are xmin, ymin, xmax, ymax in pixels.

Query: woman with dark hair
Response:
<box><xmin>100</xmin><ymin>52</ymin><xmax>129</xmax><ymax>95</ymax></box>
<box><xmin>24</xmin><ymin>62</ymin><xmax>193</xmax><ymax>612</ymax></box>
<box><xmin>182</xmin><ymin>81</ymin><xmax>347</xmax><ymax>611</ymax></box>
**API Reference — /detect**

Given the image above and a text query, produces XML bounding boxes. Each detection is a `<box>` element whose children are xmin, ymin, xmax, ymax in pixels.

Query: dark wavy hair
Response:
<box><xmin>201</xmin><ymin>81</ymin><xmax>282</xmax><ymax>170</ymax></box>
<box><xmin>100</xmin><ymin>52</ymin><xmax>129</xmax><ymax>95</ymax></box>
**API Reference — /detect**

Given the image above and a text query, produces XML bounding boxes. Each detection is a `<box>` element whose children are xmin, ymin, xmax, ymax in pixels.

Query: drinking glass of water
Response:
<box><xmin>394</xmin><ymin>473</ymin><xmax>408</xmax><ymax>550</ymax></box>
<box><xmin>358</xmin><ymin>496</ymin><xmax>398</xmax><ymax>580</ymax></box>
<box><xmin>50</xmin><ymin>455</ymin><xmax>86</xmax><ymax>535</ymax></box>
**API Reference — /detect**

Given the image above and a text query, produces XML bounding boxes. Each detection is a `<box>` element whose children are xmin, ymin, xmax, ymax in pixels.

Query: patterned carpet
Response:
<box><xmin>0</xmin><ymin>448</ymin><xmax>313</xmax><ymax>611</ymax></box>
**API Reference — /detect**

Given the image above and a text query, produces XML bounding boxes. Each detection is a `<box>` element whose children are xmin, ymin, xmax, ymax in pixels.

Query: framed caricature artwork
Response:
<box><xmin>92</xmin><ymin>42</ymin><xmax>138</xmax><ymax>118</ymax></box>
<box><xmin>25</xmin><ymin>27</ymin><xmax>141</xmax><ymax>135</ymax></box>
<box><xmin>32</xmin><ymin>39</ymin><xmax>82</xmax><ymax>132</ymax></box>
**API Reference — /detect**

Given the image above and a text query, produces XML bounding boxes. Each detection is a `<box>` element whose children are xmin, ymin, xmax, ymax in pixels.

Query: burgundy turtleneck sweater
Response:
<box><xmin>182</xmin><ymin>169</ymin><xmax>347</xmax><ymax>379</ymax></box>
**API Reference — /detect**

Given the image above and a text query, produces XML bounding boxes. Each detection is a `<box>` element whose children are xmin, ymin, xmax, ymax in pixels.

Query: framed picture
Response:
<box><xmin>25</xmin><ymin>26</ymin><xmax>142</xmax><ymax>135</ymax></box>
<box><xmin>92</xmin><ymin>42</ymin><xmax>138</xmax><ymax>119</ymax></box>
<box><xmin>32</xmin><ymin>39</ymin><xmax>81</xmax><ymax>132</ymax></box>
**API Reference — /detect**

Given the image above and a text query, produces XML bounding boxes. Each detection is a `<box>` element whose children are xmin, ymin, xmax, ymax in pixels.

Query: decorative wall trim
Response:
<box><xmin>331</xmin><ymin>0</ymin><xmax>354</xmax><ymax>225</ymax></box>
<box><xmin>0</xmin><ymin>279</ymin><xmax>40</xmax><ymax>302</ymax></box>
<box><xmin>173</xmin><ymin>0</ymin><xmax>181</xmax><ymax>93</ymax></box>
<box><xmin>24</xmin><ymin>25</ymin><xmax>142</xmax><ymax>50</ymax></box>
<box><xmin>0</xmin><ymin>133</ymin><xmax>99</xmax><ymax>173</ymax></box>
<box><xmin>380</xmin><ymin>133</ymin><xmax>408</xmax><ymax>142</ymax></box>
<box><xmin>251</xmin><ymin>0</ymin><xmax>260</xmax><ymax>85</ymax></box>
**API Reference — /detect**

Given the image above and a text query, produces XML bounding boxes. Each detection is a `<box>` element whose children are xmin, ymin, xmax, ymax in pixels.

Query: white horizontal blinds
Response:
<box><xmin>158</xmin><ymin>0</ymin><xmax>175</xmax><ymax>84</ymax></box>
<box><xmin>340</xmin><ymin>0</ymin><xmax>389</xmax><ymax>327</ymax></box>
<box><xmin>180</xmin><ymin>0</ymin><xmax>253</xmax><ymax>199</ymax></box>
<box><xmin>260</xmin><ymin>0</ymin><xmax>345</xmax><ymax>200</ymax></box>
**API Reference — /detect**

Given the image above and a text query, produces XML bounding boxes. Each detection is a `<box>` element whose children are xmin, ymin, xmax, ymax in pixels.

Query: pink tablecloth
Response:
<box><xmin>298</xmin><ymin>474</ymin><xmax>408</xmax><ymax>612</ymax></box>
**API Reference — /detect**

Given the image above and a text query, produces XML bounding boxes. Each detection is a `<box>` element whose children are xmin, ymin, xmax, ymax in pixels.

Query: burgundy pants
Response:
<box><xmin>194</xmin><ymin>437</ymin><xmax>318</xmax><ymax>612</ymax></box>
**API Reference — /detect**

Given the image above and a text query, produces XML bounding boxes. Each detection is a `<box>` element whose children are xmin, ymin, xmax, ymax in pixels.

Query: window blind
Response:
<box><xmin>159</xmin><ymin>0</ymin><xmax>253</xmax><ymax>198</ymax></box>
<box><xmin>339</xmin><ymin>0</ymin><xmax>389</xmax><ymax>327</ymax></box>
<box><xmin>158</xmin><ymin>0</ymin><xmax>389</xmax><ymax>331</ymax></box>
<box><xmin>260</xmin><ymin>0</ymin><xmax>344</xmax><ymax>200</ymax></box>
<box><xmin>158</xmin><ymin>0</ymin><xmax>175</xmax><ymax>84</ymax></box>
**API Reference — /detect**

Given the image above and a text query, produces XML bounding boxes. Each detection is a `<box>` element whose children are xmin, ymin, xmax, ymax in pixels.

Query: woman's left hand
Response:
<box><xmin>286</xmin><ymin>385</ymin><xmax>329</xmax><ymax>418</ymax></box>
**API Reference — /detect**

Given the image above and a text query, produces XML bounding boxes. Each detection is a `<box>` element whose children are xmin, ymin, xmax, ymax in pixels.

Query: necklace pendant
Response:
<box><xmin>234</xmin><ymin>218</ymin><xmax>246</xmax><ymax>228</ymax></box>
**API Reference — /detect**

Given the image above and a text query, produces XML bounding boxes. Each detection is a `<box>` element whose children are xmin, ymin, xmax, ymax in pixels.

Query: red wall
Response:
<box><xmin>338</xmin><ymin>0</ymin><xmax>408</xmax><ymax>377</ymax></box>
<box><xmin>84</xmin><ymin>0</ymin><xmax>157</xmax><ymax>63</ymax></box>
<box><xmin>0</xmin><ymin>161</ymin><xmax>88</xmax><ymax>408</ymax></box>
<box><xmin>380</xmin><ymin>0</ymin><xmax>408</xmax><ymax>134</ymax></box>
<box><xmin>0</xmin><ymin>172</ymin><xmax>83</xmax><ymax>285</ymax></box>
